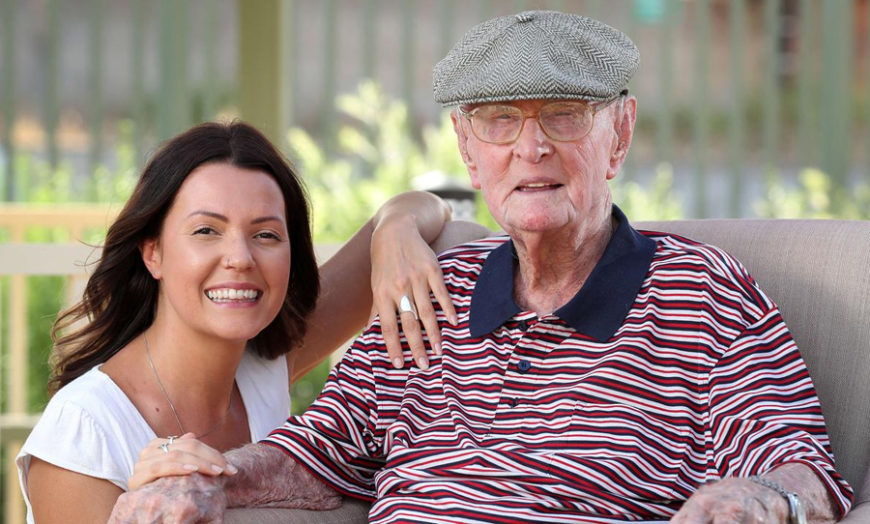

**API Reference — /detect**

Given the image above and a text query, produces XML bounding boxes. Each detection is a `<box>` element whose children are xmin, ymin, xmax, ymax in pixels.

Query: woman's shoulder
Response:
<box><xmin>46</xmin><ymin>365</ymin><xmax>117</xmax><ymax>401</ymax></box>
<box><xmin>18</xmin><ymin>366</ymin><xmax>153</xmax><ymax>491</ymax></box>
<box><xmin>45</xmin><ymin>366</ymin><xmax>148</xmax><ymax>422</ymax></box>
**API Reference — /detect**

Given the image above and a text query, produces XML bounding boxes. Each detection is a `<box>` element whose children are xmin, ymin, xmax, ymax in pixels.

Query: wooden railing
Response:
<box><xmin>0</xmin><ymin>204</ymin><xmax>119</xmax><ymax>523</ymax></box>
<box><xmin>0</xmin><ymin>204</ymin><xmax>341</xmax><ymax>522</ymax></box>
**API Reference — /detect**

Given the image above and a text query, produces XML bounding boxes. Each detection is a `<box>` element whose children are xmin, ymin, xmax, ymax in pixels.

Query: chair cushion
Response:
<box><xmin>637</xmin><ymin>219</ymin><xmax>870</xmax><ymax>496</ymax></box>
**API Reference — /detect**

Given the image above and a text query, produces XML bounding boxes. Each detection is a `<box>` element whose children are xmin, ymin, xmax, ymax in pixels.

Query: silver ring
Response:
<box><xmin>398</xmin><ymin>295</ymin><xmax>418</xmax><ymax>321</ymax></box>
<box><xmin>160</xmin><ymin>442</ymin><xmax>170</xmax><ymax>454</ymax></box>
<box><xmin>167</xmin><ymin>435</ymin><xmax>178</xmax><ymax>445</ymax></box>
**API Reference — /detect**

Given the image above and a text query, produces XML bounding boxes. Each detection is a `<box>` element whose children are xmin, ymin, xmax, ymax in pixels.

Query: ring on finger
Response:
<box><xmin>160</xmin><ymin>442</ymin><xmax>171</xmax><ymax>454</ymax></box>
<box><xmin>398</xmin><ymin>294</ymin><xmax>419</xmax><ymax>321</ymax></box>
<box><xmin>167</xmin><ymin>435</ymin><xmax>178</xmax><ymax>445</ymax></box>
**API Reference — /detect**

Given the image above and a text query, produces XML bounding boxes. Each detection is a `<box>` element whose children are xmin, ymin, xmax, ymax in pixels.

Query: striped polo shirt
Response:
<box><xmin>266</xmin><ymin>207</ymin><xmax>852</xmax><ymax>523</ymax></box>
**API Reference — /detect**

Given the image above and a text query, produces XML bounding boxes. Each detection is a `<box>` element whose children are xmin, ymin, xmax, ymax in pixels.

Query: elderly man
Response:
<box><xmin>112</xmin><ymin>10</ymin><xmax>851</xmax><ymax>523</ymax></box>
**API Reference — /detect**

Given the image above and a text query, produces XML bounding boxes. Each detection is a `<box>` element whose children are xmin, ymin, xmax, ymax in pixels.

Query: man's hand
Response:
<box><xmin>673</xmin><ymin>464</ymin><xmax>840</xmax><ymax>523</ymax></box>
<box><xmin>670</xmin><ymin>477</ymin><xmax>787</xmax><ymax>523</ymax></box>
<box><xmin>108</xmin><ymin>473</ymin><xmax>227</xmax><ymax>524</ymax></box>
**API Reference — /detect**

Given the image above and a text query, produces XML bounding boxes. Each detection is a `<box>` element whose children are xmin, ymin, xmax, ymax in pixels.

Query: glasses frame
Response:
<box><xmin>458</xmin><ymin>91</ymin><xmax>627</xmax><ymax>145</ymax></box>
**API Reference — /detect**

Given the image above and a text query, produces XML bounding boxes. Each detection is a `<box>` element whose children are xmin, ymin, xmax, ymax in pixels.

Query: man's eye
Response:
<box><xmin>545</xmin><ymin>106</ymin><xmax>584</xmax><ymax>119</ymax></box>
<box><xmin>493</xmin><ymin>113</ymin><xmax>517</xmax><ymax>121</ymax></box>
<box><xmin>479</xmin><ymin>107</ymin><xmax>518</xmax><ymax>121</ymax></box>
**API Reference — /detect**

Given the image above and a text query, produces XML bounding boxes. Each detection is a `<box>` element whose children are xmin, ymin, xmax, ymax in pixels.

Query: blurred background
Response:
<box><xmin>2</xmin><ymin>0</ymin><xmax>870</xmax><ymax>520</ymax></box>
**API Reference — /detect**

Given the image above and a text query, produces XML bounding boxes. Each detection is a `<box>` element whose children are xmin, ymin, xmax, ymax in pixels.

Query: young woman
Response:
<box><xmin>15</xmin><ymin>121</ymin><xmax>467</xmax><ymax>523</ymax></box>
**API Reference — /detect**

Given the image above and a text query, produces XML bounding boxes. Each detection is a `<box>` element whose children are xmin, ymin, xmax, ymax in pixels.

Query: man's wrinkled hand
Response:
<box><xmin>108</xmin><ymin>472</ymin><xmax>227</xmax><ymax>524</ymax></box>
<box><xmin>671</xmin><ymin>477</ymin><xmax>788</xmax><ymax>523</ymax></box>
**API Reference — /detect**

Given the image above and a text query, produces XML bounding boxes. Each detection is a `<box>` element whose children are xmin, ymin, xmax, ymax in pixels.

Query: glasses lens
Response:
<box><xmin>539</xmin><ymin>102</ymin><xmax>593</xmax><ymax>141</ymax></box>
<box><xmin>470</xmin><ymin>105</ymin><xmax>523</xmax><ymax>143</ymax></box>
<box><xmin>467</xmin><ymin>101</ymin><xmax>602</xmax><ymax>143</ymax></box>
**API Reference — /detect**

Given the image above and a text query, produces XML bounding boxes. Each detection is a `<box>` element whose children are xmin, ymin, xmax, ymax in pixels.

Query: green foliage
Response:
<box><xmin>754</xmin><ymin>167</ymin><xmax>870</xmax><ymax>220</ymax></box>
<box><xmin>288</xmin><ymin>80</ymin><xmax>474</xmax><ymax>241</ymax></box>
<box><xmin>12</xmin><ymin>154</ymin><xmax>74</xmax><ymax>205</ymax></box>
<box><xmin>290</xmin><ymin>360</ymin><xmax>332</xmax><ymax>415</ymax></box>
<box><xmin>611</xmin><ymin>163</ymin><xmax>684</xmax><ymax>221</ymax></box>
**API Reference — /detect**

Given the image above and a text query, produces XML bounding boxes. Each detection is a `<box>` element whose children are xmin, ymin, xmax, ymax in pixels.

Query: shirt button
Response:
<box><xmin>518</xmin><ymin>359</ymin><xmax>531</xmax><ymax>373</ymax></box>
<box><xmin>518</xmin><ymin>319</ymin><xmax>529</xmax><ymax>331</ymax></box>
<box><xmin>508</xmin><ymin>397</ymin><xmax>519</xmax><ymax>408</ymax></box>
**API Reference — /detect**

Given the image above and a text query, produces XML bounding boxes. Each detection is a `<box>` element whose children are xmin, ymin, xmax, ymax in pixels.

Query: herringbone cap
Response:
<box><xmin>433</xmin><ymin>10</ymin><xmax>639</xmax><ymax>106</ymax></box>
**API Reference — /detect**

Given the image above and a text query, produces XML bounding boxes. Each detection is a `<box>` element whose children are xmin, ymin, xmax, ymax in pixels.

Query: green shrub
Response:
<box><xmin>755</xmin><ymin>167</ymin><xmax>870</xmax><ymax>220</ymax></box>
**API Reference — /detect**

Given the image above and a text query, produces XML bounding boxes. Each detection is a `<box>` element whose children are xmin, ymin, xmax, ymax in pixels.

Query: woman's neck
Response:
<box><xmin>140</xmin><ymin>322</ymin><xmax>244</xmax><ymax>414</ymax></box>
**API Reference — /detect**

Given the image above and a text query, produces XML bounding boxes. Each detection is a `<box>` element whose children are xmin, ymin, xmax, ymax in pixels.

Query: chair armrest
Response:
<box><xmin>840</xmin><ymin>500</ymin><xmax>870</xmax><ymax>523</ymax></box>
<box><xmin>224</xmin><ymin>497</ymin><xmax>369</xmax><ymax>524</ymax></box>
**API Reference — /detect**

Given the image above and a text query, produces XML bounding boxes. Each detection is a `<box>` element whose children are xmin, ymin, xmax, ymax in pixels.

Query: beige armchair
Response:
<box><xmin>228</xmin><ymin>218</ymin><xmax>870</xmax><ymax>523</ymax></box>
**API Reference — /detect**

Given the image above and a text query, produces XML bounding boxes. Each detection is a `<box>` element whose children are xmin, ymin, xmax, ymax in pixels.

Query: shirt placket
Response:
<box><xmin>492</xmin><ymin>313</ymin><xmax>543</xmax><ymax>433</ymax></box>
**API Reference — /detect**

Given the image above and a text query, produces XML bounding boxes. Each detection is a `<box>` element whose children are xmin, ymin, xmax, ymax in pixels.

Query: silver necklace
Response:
<box><xmin>143</xmin><ymin>332</ymin><xmax>233</xmax><ymax>439</ymax></box>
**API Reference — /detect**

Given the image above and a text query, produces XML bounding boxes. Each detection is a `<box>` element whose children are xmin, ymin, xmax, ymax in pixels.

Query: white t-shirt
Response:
<box><xmin>16</xmin><ymin>350</ymin><xmax>289</xmax><ymax>524</ymax></box>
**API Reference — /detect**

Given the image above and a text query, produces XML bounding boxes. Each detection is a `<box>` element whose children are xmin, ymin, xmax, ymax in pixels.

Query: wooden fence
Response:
<box><xmin>0</xmin><ymin>205</ymin><xmax>117</xmax><ymax>523</ymax></box>
<box><xmin>2</xmin><ymin>0</ymin><xmax>869</xmax><ymax>217</ymax></box>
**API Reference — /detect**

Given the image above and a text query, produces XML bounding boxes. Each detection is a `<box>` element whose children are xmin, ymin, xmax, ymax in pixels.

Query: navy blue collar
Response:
<box><xmin>469</xmin><ymin>206</ymin><xmax>656</xmax><ymax>341</ymax></box>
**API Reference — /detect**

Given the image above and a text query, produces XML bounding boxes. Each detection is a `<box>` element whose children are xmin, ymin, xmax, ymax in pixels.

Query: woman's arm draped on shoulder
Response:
<box><xmin>28</xmin><ymin>457</ymin><xmax>124</xmax><ymax>523</ymax></box>
<box><xmin>289</xmin><ymin>190</ymin><xmax>452</xmax><ymax>382</ymax></box>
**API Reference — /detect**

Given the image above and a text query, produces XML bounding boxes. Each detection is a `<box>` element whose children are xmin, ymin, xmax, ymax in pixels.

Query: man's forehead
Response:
<box><xmin>463</xmin><ymin>98</ymin><xmax>591</xmax><ymax>111</ymax></box>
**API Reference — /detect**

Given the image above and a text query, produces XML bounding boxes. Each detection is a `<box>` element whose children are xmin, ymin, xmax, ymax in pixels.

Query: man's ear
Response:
<box><xmin>607</xmin><ymin>96</ymin><xmax>637</xmax><ymax>180</ymax></box>
<box><xmin>140</xmin><ymin>237</ymin><xmax>163</xmax><ymax>280</ymax></box>
<box><xmin>451</xmin><ymin>110</ymin><xmax>481</xmax><ymax>189</ymax></box>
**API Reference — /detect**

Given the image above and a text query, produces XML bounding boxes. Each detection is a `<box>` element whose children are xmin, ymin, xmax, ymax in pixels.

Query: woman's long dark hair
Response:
<box><xmin>49</xmin><ymin>121</ymin><xmax>319</xmax><ymax>394</ymax></box>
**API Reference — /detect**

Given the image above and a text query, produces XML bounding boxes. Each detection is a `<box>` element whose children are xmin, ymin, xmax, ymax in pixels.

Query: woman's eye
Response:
<box><xmin>193</xmin><ymin>226</ymin><xmax>216</xmax><ymax>235</ymax></box>
<box><xmin>255</xmin><ymin>231</ymin><xmax>282</xmax><ymax>241</ymax></box>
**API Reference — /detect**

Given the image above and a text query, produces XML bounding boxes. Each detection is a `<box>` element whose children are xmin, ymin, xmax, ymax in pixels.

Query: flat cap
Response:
<box><xmin>433</xmin><ymin>10</ymin><xmax>639</xmax><ymax>106</ymax></box>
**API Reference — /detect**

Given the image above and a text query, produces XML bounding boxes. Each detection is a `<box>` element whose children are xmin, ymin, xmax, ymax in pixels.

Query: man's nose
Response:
<box><xmin>513</xmin><ymin>116</ymin><xmax>552</xmax><ymax>160</ymax></box>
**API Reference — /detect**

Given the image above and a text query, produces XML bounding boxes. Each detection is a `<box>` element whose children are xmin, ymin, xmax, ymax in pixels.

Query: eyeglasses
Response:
<box><xmin>458</xmin><ymin>94</ymin><xmax>624</xmax><ymax>144</ymax></box>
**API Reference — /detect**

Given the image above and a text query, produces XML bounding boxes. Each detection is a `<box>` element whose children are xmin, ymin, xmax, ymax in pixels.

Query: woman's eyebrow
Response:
<box><xmin>251</xmin><ymin>215</ymin><xmax>285</xmax><ymax>225</ymax></box>
<box><xmin>184</xmin><ymin>211</ymin><xmax>284</xmax><ymax>225</ymax></box>
<box><xmin>186</xmin><ymin>210</ymin><xmax>227</xmax><ymax>221</ymax></box>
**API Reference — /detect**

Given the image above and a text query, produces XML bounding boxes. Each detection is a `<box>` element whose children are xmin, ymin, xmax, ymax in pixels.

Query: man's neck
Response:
<box><xmin>512</xmin><ymin>215</ymin><xmax>615</xmax><ymax>315</ymax></box>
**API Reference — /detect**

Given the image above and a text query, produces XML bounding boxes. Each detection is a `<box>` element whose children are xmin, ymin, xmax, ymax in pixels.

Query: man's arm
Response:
<box><xmin>109</xmin><ymin>443</ymin><xmax>340</xmax><ymax>523</ymax></box>
<box><xmin>223</xmin><ymin>443</ymin><xmax>340</xmax><ymax>509</ymax></box>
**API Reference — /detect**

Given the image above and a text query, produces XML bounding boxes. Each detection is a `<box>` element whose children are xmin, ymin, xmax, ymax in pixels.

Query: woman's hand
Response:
<box><xmin>371</xmin><ymin>213</ymin><xmax>457</xmax><ymax>371</ymax></box>
<box><xmin>128</xmin><ymin>433</ymin><xmax>237</xmax><ymax>491</ymax></box>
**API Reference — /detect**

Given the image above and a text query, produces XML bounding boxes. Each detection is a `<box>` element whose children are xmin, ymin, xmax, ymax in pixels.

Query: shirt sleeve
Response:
<box><xmin>264</xmin><ymin>326</ymin><xmax>401</xmax><ymax>500</ymax></box>
<box><xmin>708</xmin><ymin>307</ymin><xmax>853</xmax><ymax>517</ymax></box>
<box><xmin>17</xmin><ymin>399</ymin><xmax>134</xmax><ymax>494</ymax></box>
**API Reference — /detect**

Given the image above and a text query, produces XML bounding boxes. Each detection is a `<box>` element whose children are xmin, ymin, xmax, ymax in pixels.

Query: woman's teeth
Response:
<box><xmin>206</xmin><ymin>289</ymin><xmax>259</xmax><ymax>302</ymax></box>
